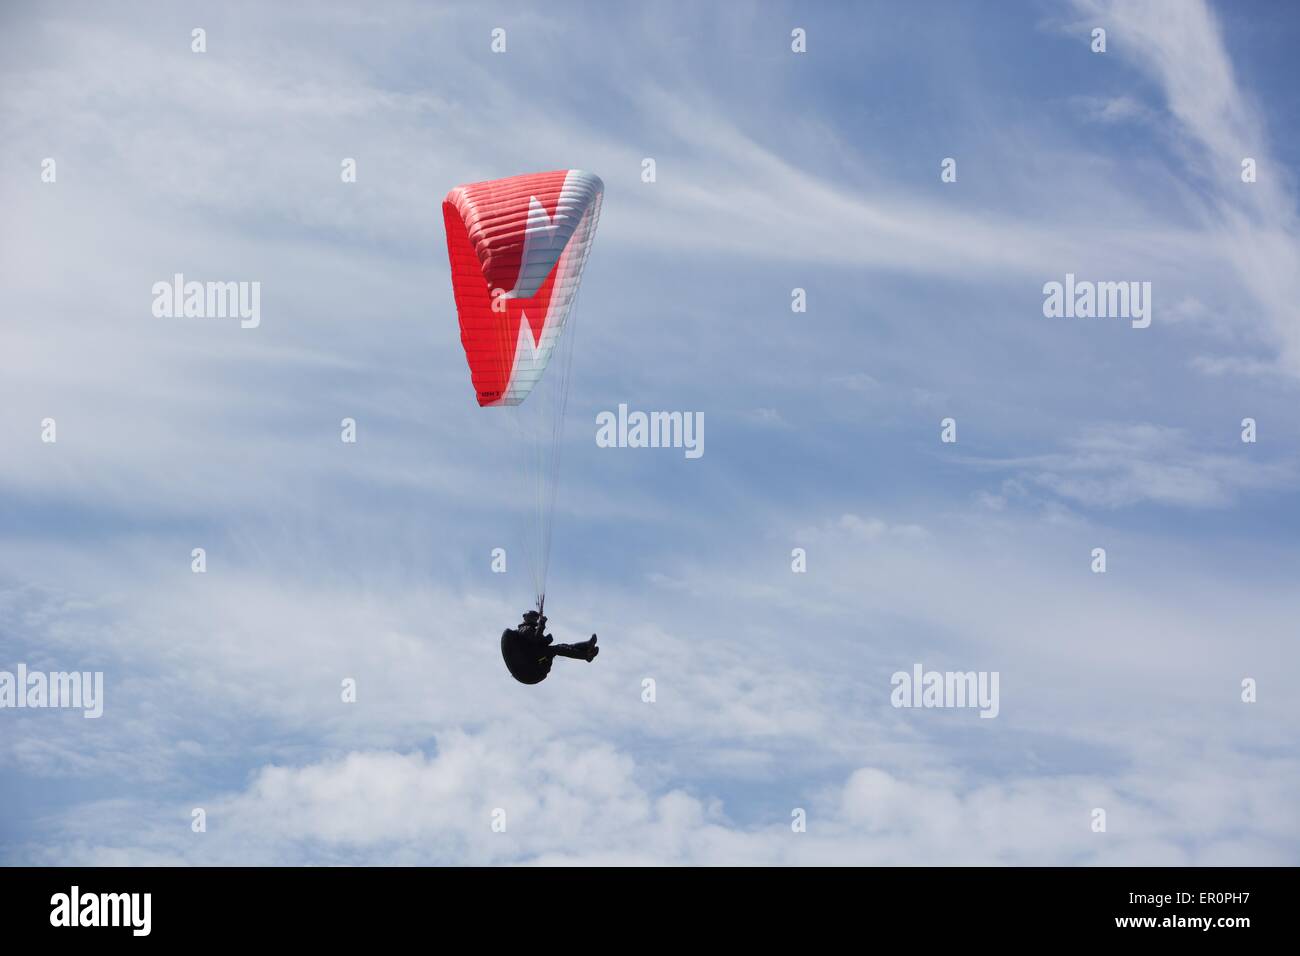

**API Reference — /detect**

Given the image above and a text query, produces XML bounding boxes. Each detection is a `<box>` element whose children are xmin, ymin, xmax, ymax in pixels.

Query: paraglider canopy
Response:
<box><xmin>442</xmin><ymin>169</ymin><xmax>603</xmax><ymax>407</ymax></box>
<box><xmin>442</xmin><ymin>170</ymin><xmax>604</xmax><ymax>610</ymax></box>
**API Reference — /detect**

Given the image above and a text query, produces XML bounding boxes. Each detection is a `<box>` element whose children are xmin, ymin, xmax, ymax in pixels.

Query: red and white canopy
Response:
<box><xmin>443</xmin><ymin>169</ymin><xmax>604</xmax><ymax>406</ymax></box>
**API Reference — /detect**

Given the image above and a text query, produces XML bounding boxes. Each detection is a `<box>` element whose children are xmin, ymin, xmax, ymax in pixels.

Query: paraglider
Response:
<box><xmin>500</xmin><ymin>611</ymin><xmax>599</xmax><ymax>685</ymax></box>
<box><xmin>441</xmin><ymin>170</ymin><xmax>604</xmax><ymax>683</ymax></box>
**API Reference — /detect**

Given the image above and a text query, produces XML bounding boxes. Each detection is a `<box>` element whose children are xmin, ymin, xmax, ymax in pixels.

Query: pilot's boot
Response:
<box><xmin>551</xmin><ymin>635</ymin><xmax>599</xmax><ymax>662</ymax></box>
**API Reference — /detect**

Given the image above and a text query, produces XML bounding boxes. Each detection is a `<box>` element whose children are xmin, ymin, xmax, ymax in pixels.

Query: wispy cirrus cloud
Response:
<box><xmin>974</xmin><ymin>423</ymin><xmax>1293</xmax><ymax>510</ymax></box>
<box><xmin>1070</xmin><ymin>0</ymin><xmax>1300</xmax><ymax>372</ymax></box>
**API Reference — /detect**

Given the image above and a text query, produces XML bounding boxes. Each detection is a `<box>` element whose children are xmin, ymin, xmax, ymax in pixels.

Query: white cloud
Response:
<box><xmin>1070</xmin><ymin>0</ymin><xmax>1300</xmax><ymax>371</ymax></box>
<box><xmin>15</xmin><ymin>728</ymin><xmax>1298</xmax><ymax>866</ymax></box>
<box><xmin>740</xmin><ymin>407</ymin><xmax>789</xmax><ymax>428</ymax></box>
<box><xmin>985</xmin><ymin>423</ymin><xmax>1292</xmax><ymax>509</ymax></box>
<box><xmin>1073</xmin><ymin>94</ymin><xmax>1158</xmax><ymax>125</ymax></box>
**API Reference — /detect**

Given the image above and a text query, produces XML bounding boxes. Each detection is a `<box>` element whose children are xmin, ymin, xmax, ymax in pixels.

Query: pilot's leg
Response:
<box><xmin>550</xmin><ymin>635</ymin><xmax>598</xmax><ymax>662</ymax></box>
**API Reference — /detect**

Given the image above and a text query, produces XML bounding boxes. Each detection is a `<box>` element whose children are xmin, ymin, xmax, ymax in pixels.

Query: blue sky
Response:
<box><xmin>1</xmin><ymin>0</ymin><xmax>1298</xmax><ymax>864</ymax></box>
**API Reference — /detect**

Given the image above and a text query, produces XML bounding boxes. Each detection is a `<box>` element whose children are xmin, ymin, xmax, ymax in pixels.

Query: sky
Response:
<box><xmin>1</xmin><ymin>0</ymin><xmax>1298</xmax><ymax>865</ymax></box>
